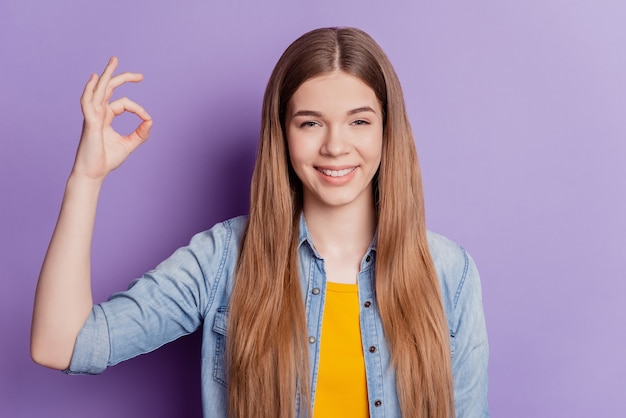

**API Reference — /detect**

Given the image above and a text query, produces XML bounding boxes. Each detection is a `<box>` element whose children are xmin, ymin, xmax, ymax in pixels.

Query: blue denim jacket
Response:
<box><xmin>68</xmin><ymin>215</ymin><xmax>489</xmax><ymax>417</ymax></box>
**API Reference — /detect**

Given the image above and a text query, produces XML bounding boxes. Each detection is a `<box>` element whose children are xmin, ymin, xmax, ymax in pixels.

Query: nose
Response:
<box><xmin>320</xmin><ymin>125</ymin><xmax>349</xmax><ymax>156</ymax></box>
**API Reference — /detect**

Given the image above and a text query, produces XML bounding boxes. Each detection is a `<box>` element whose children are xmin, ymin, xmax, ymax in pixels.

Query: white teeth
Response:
<box><xmin>318</xmin><ymin>167</ymin><xmax>355</xmax><ymax>177</ymax></box>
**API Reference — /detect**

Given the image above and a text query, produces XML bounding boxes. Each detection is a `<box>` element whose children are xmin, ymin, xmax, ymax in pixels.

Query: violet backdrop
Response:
<box><xmin>1</xmin><ymin>1</ymin><xmax>624</xmax><ymax>417</ymax></box>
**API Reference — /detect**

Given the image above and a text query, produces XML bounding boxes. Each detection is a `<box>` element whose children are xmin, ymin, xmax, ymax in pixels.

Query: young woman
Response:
<box><xmin>31</xmin><ymin>27</ymin><xmax>489</xmax><ymax>417</ymax></box>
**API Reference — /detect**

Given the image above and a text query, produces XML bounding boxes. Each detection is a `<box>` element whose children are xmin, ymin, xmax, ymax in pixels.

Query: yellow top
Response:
<box><xmin>313</xmin><ymin>282</ymin><xmax>369</xmax><ymax>417</ymax></box>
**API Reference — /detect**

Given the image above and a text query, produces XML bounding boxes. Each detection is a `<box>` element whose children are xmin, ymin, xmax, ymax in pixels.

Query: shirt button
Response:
<box><xmin>312</xmin><ymin>288</ymin><xmax>320</xmax><ymax>295</ymax></box>
<box><xmin>308</xmin><ymin>336</ymin><xmax>316</xmax><ymax>344</ymax></box>
<box><xmin>369</xmin><ymin>346</ymin><xmax>376</xmax><ymax>353</ymax></box>
<box><xmin>364</xmin><ymin>301</ymin><xmax>371</xmax><ymax>308</ymax></box>
<box><xmin>374</xmin><ymin>400</ymin><xmax>382</xmax><ymax>407</ymax></box>
<box><xmin>366</xmin><ymin>255</ymin><xmax>371</xmax><ymax>262</ymax></box>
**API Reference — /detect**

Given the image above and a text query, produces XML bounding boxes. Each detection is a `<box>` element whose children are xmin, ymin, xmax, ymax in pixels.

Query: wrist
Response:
<box><xmin>66</xmin><ymin>171</ymin><xmax>105</xmax><ymax>195</ymax></box>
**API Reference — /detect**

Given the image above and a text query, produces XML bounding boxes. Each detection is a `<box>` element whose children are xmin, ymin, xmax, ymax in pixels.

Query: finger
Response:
<box><xmin>80</xmin><ymin>73</ymin><xmax>99</xmax><ymax>113</ymax></box>
<box><xmin>132</xmin><ymin>118</ymin><xmax>153</xmax><ymax>142</ymax></box>
<box><xmin>103</xmin><ymin>72</ymin><xmax>144</xmax><ymax>102</ymax></box>
<box><xmin>108</xmin><ymin>97</ymin><xmax>153</xmax><ymax>142</ymax></box>
<box><xmin>109</xmin><ymin>97</ymin><xmax>152</xmax><ymax>121</ymax></box>
<box><xmin>80</xmin><ymin>73</ymin><xmax>98</xmax><ymax>118</ymax></box>
<box><xmin>93</xmin><ymin>56</ymin><xmax>119</xmax><ymax>104</ymax></box>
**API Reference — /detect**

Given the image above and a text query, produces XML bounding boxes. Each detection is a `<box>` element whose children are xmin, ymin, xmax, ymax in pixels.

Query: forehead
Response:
<box><xmin>288</xmin><ymin>71</ymin><xmax>380</xmax><ymax>113</ymax></box>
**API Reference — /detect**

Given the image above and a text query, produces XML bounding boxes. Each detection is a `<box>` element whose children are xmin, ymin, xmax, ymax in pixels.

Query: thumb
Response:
<box><xmin>128</xmin><ymin>118</ymin><xmax>153</xmax><ymax>146</ymax></box>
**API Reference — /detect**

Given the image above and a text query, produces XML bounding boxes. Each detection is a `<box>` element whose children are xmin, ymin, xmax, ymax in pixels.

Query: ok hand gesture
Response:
<box><xmin>73</xmin><ymin>56</ymin><xmax>153</xmax><ymax>181</ymax></box>
<box><xmin>32</xmin><ymin>57</ymin><xmax>153</xmax><ymax>369</ymax></box>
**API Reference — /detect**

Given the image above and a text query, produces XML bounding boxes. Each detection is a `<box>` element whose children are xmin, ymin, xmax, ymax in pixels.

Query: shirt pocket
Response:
<box><xmin>212</xmin><ymin>306</ymin><xmax>229</xmax><ymax>388</ymax></box>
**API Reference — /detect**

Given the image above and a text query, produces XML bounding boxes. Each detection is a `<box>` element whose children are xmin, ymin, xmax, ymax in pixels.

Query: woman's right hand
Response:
<box><xmin>31</xmin><ymin>57</ymin><xmax>153</xmax><ymax>369</ymax></box>
<box><xmin>72</xmin><ymin>56</ymin><xmax>153</xmax><ymax>181</ymax></box>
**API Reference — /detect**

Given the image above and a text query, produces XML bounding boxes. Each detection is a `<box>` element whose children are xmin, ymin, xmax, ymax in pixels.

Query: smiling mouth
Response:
<box><xmin>317</xmin><ymin>167</ymin><xmax>357</xmax><ymax>177</ymax></box>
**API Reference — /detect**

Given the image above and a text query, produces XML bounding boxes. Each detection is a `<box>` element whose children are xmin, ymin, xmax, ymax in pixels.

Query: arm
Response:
<box><xmin>452</xmin><ymin>251</ymin><xmax>490</xmax><ymax>417</ymax></box>
<box><xmin>30</xmin><ymin>57</ymin><xmax>152</xmax><ymax>370</ymax></box>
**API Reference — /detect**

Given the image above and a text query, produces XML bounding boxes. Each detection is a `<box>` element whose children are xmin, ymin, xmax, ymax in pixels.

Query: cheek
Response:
<box><xmin>365</xmin><ymin>131</ymin><xmax>383</xmax><ymax>160</ymax></box>
<box><xmin>285</xmin><ymin>127</ymin><xmax>298</xmax><ymax>162</ymax></box>
<box><xmin>286</xmin><ymin>134</ymin><xmax>309</xmax><ymax>176</ymax></box>
<box><xmin>287</xmin><ymin>131</ymin><xmax>318</xmax><ymax>165</ymax></box>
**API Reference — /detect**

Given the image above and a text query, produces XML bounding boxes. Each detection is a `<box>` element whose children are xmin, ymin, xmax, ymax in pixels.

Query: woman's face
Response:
<box><xmin>285</xmin><ymin>71</ymin><xmax>383</xmax><ymax>211</ymax></box>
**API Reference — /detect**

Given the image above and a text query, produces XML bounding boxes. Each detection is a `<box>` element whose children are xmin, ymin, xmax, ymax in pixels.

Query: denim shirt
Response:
<box><xmin>68</xmin><ymin>215</ymin><xmax>489</xmax><ymax>417</ymax></box>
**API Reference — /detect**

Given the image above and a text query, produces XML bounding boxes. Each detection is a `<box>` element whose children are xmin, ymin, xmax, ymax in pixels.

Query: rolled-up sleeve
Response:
<box><xmin>65</xmin><ymin>220</ymin><xmax>235</xmax><ymax>375</ymax></box>
<box><xmin>65</xmin><ymin>306</ymin><xmax>111</xmax><ymax>375</ymax></box>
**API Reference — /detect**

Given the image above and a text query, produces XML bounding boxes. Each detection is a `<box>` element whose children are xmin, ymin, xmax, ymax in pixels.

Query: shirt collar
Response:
<box><xmin>297</xmin><ymin>212</ymin><xmax>378</xmax><ymax>258</ymax></box>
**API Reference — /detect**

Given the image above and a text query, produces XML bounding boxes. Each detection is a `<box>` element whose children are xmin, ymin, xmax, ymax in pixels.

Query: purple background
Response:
<box><xmin>2</xmin><ymin>1</ymin><xmax>624</xmax><ymax>417</ymax></box>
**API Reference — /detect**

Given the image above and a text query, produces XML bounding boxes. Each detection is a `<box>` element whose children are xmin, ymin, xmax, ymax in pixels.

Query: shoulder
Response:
<box><xmin>156</xmin><ymin>215</ymin><xmax>248</xmax><ymax>284</ymax></box>
<box><xmin>428</xmin><ymin>233</ymin><xmax>490</xmax><ymax>414</ymax></box>
<box><xmin>186</xmin><ymin>215</ymin><xmax>248</xmax><ymax>251</ymax></box>
<box><xmin>426</xmin><ymin>231</ymin><xmax>481</xmax><ymax>312</ymax></box>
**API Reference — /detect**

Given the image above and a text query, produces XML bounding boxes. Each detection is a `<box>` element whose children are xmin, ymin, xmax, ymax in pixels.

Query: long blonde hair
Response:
<box><xmin>227</xmin><ymin>27</ymin><xmax>454</xmax><ymax>417</ymax></box>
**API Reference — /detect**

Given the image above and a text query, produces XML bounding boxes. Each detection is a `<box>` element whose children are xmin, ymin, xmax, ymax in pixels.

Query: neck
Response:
<box><xmin>302</xmin><ymin>197</ymin><xmax>377</xmax><ymax>260</ymax></box>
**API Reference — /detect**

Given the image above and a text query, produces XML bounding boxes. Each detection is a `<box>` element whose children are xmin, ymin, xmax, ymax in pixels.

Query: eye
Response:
<box><xmin>300</xmin><ymin>121</ymin><xmax>320</xmax><ymax>128</ymax></box>
<box><xmin>351</xmin><ymin>119</ymin><xmax>370</xmax><ymax>126</ymax></box>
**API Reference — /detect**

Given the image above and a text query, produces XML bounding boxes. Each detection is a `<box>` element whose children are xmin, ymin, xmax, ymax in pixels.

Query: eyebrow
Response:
<box><xmin>291</xmin><ymin>106</ymin><xmax>377</xmax><ymax>118</ymax></box>
<box><xmin>347</xmin><ymin>106</ymin><xmax>377</xmax><ymax>116</ymax></box>
<box><xmin>291</xmin><ymin>110</ymin><xmax>323</xmax><ymax>118</ymax></box>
